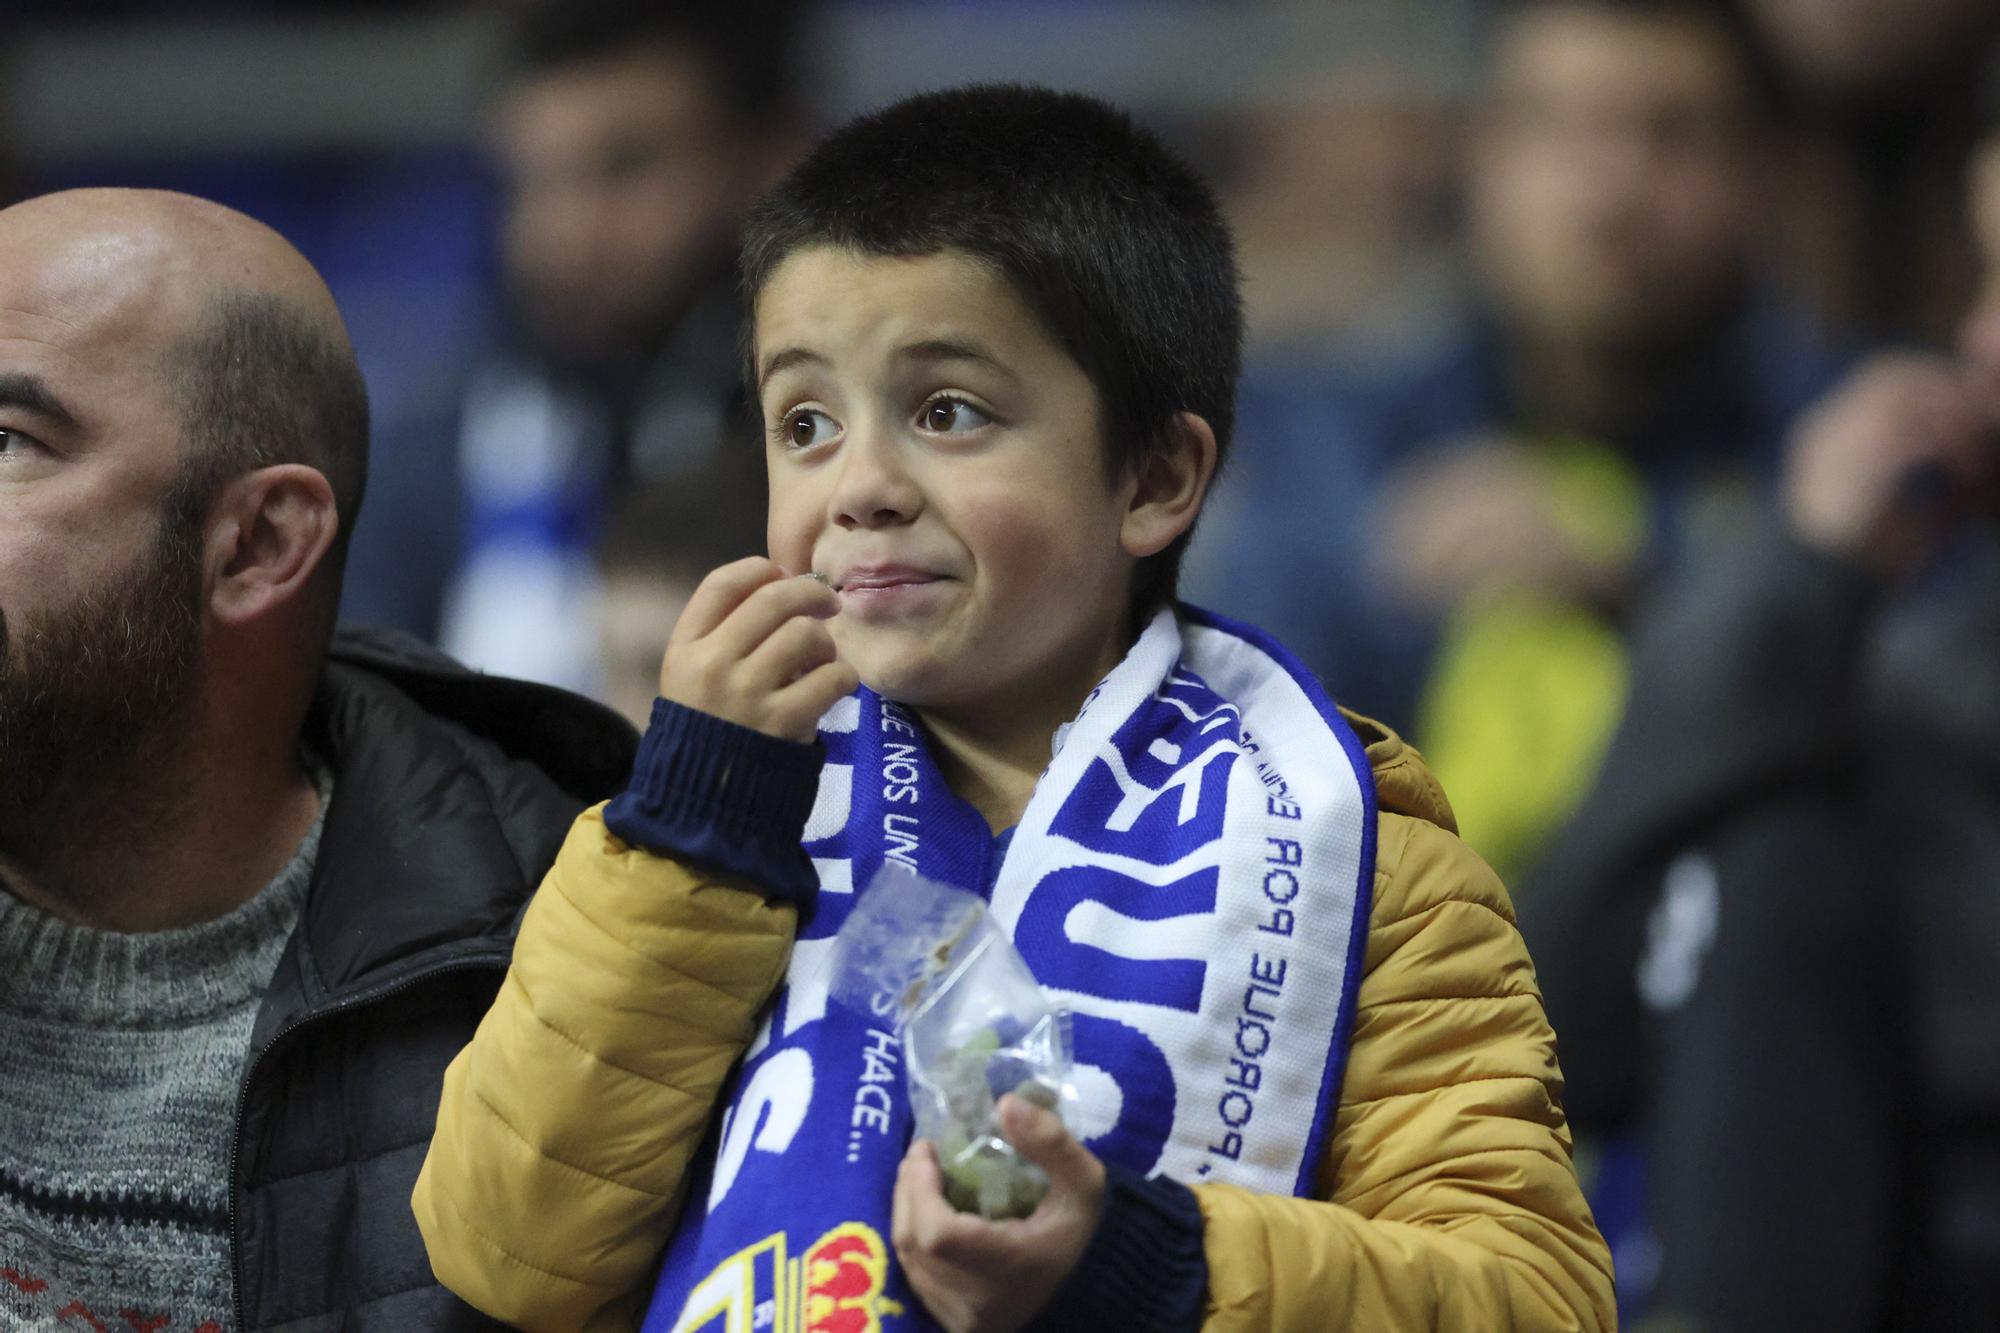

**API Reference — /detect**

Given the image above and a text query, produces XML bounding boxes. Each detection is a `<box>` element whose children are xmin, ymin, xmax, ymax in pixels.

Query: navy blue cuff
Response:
<box><xmin>1024</xmin><ymin>1162</ymin><xmax>1207</xmax><ymax>1333</ymax></box>
<box><xmin>602</xmin><ymin>698</ymin><xmax>823</xmax><ymax>914</ymax></box>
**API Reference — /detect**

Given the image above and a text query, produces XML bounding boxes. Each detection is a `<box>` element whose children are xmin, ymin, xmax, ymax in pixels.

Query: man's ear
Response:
<box><xmin>1121</xmin><ymin>411</ymin><xmax>1218</xmax><ymax>559</ymax></box>
<box><xmin>204</xmin><ymin>464</ymin><xmax>339</xmax><ymax>628</ymax></box>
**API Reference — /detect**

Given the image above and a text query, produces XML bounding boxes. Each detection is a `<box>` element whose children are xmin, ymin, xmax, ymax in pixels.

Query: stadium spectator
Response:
<box><xmin>1745</xmin><ymin>0</ymin><xmax>2000</xmax><ymax>342</ymax></box>
<box><xmin>0</xmin><ymin>187</ymin><xmax>632</xmax><ymax>1329</ymax></box>
<box><xmin>376</xmin><ymin>0</ymin><xmax>801</xmax><ymax>692</ymax></box>
<box><xmin>1524</xmin><ymin>109</ymin><xmax>2000</xmax><ymax>1331</ymax></box>
<box><xmin>1191</xmin><ymin>0</ymin><xmax>1848</xmax><ymax>884</ymax></box>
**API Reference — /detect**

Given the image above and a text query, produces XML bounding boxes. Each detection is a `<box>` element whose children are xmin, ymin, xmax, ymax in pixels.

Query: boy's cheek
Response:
<box><xmin>971</xmin><ymin>514</ymin><xmax>1114</xmax><ymax>599</ymax></box>
<box><xmin>762</xmin><ymin>523</ymin><xmax>816</xmax><ymax>578</ymax></box>
<box><xmin>947</xmin><ymin>497</ymin><xmax>1050</xmax><ymax>565</ymax></box>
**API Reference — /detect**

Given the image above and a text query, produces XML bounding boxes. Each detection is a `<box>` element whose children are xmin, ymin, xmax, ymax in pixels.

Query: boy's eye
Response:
<box><xmin>920</xmin><ymin>397</ymin><xmax>992</xmax><ymax>434</ymax></box>
<box><xmin>781</xmin><ymin>408</ymin><xmax>839</xmax><ymax>450</ymax></box>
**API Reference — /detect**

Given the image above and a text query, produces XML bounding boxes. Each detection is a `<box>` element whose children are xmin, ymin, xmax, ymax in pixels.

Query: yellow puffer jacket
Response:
<box><xmin>413</xmin><ymin>713</ymin><xmax>1616</xmax><ymax>1332</ymax></box>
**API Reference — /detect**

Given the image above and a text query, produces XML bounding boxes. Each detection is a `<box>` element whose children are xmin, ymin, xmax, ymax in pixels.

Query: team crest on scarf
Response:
<box><xmin>645</xmin><ymin>607</ymin><xmax>1377</xmax><ymax>1332</ymax></box>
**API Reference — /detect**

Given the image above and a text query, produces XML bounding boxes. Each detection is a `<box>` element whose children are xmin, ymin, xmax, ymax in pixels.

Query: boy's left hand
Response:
<box><xmin>891</xmin><ymin>1094</ymin><xmax>1106</xmax><ymax>1333</ymax></box>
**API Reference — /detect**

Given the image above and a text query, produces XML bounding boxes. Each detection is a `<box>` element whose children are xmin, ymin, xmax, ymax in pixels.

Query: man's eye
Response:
<box><xmin>921</xmin><ymin>397</ymin><xmax>992</xmax><ymax>434</ymax></box>
<box><xmin>781</xmin><ymin>408</ymin><xmax>838</xmax><ymax>450</ymax></box>
<box><xmin>0</xmin><ymin>428</ymin><xmax>41</xmax><ymax>456</ymax></box>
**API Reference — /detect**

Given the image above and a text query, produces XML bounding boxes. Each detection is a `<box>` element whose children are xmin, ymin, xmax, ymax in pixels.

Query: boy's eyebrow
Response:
<box><xmin>757</xmin><ymin>339</ymin><xmax>1023</xmax><ymax>391</ymax></box>
<box><xmin>897</xmin><ymin>338</ymin><xmax>1021</xmax><ymax>386</ymax></box>
<box><xmin>0</xmin><ymin>372</ymin><xmax>78</xmax><ymax>429</ymax></box>
<box><xmin>757</xmin><ymin>346</ymin><xmax>827</xmax><ymax>390</ymax></box>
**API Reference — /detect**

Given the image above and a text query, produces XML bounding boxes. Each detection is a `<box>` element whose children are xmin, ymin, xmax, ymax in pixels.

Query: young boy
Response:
<box><xmin>413</xmin><ymin>86</ymin><xmax>1615</xmax><ymax>1333</ymax></box>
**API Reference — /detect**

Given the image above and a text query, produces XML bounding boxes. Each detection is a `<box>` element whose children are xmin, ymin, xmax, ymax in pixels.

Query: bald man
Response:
<box><xmin>0</xmin><ymin>191</ymin><xmax>634</xmax><ymax>1329</ymax></box>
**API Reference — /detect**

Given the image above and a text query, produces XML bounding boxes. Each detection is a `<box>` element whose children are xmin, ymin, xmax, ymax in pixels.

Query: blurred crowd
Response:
<box><xmin>7</xmin><ymin>1</ymin><xmax>2000</xmax><ymax>1328</ymax></box>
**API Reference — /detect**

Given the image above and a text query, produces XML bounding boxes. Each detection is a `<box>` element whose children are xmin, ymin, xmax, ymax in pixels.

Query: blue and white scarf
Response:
<box><xmin>643</xmin><ymin>606</ymin><xmax>1377</xmax><ymax>1333</ymax></box>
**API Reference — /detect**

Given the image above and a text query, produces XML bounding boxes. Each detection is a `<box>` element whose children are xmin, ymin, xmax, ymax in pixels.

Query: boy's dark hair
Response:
<box><xmin>739</xmin><ymin>84</ymin><xmax>1244</xmax><ymax>614</ymax></box>
<box><xmin>503</xmin><ymin>0</ymin><xmax>801</xmax><ymax>131</ymax></box>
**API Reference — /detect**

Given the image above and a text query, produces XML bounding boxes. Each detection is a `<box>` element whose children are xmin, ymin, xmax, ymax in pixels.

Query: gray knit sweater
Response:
<box><xmin>0</xmin><ymin>784</ymin><xmax>327</xmax><ymax>1333</ymax></box>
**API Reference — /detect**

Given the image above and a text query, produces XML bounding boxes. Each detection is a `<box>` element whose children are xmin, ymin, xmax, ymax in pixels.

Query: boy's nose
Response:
<box><xmin>829</xmin><ymin>426</ymin><xmax>922</xmax><ymax>530</ymax></box>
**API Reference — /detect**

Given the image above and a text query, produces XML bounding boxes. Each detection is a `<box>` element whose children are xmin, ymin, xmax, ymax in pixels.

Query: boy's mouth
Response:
<box><xmin>830</xmin><ymin>563</ymin><xmax>940</xmax><ymax>594</ymax></box>
<box><xmin>829</xmin><ymin>563</ymin><xmax>949</xmax><ymax>616</ymax></box>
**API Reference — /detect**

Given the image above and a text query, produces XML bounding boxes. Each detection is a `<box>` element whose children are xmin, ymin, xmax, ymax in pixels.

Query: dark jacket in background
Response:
<box><xmin>1522</xmin><ymin>521</ymin><xmax>2000</xmax><ymax>1330</ymax></box>
<box><xmin>230</xmin><ymin>628</ymin><xmax>636</xmax><ymax>1330</ymax></box>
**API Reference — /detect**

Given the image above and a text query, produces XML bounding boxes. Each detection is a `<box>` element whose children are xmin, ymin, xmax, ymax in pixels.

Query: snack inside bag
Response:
<box><xmin>829</xmin><ymin>865</ymin><xmax>1079</xmax><ymax>1219</ymax></box>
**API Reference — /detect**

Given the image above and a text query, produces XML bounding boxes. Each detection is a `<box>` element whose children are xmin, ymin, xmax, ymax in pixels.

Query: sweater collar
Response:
<box><xmin>0</xmin><ymin>776</ymin><xmax>327</xmax><ymax>1027</ymax></box>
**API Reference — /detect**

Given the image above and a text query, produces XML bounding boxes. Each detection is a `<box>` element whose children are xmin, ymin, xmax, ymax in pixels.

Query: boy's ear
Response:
<box><xmin>203</xmin><ymin>464</ymin><xmax>340</xmax><ymax>628</ymax></box>
<box><xmin>1121</xmin><ymin>411</ymin><xmax>1218</xmax><ymax>559</ymax></box>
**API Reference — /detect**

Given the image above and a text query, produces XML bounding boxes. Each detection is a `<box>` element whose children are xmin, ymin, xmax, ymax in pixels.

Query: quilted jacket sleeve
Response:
<box><xmin>1189</xmin><ymin>740</ymin><xmax>1616</xmax><ymax>1331</ymax></box>
<box><xmin>412</xmin><ymin>803</ymin><xmax>797</xmax><ymax>1333</ymax></box>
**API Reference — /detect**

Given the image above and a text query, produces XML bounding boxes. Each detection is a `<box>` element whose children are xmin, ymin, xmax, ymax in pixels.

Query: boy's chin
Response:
<box><xmin>847</xmin><ymin>644</ymin><xmax>968</xmax><ymax>714</ymax></box>
<box><xmin>853</xmin><ymin>661</ymin><xmax>949</xmax><ymax>710</ymax></box>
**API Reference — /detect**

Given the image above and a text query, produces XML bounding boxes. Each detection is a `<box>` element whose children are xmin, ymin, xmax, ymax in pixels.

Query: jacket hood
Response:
<box><xmin>253</xmin><ymin>629</ymin><xmax>638</xmax><ymax>1042</ymax></box>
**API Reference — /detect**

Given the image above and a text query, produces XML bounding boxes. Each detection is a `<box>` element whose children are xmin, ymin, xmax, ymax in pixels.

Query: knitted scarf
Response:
<box><xmin>645</xmin><ymin>607</ymin><xmax>1376</xmax><ymax>1333</ymax></box>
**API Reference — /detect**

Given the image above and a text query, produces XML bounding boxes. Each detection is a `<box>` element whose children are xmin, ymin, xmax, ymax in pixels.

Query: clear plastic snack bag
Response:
<box><xmin>829</xmin><ymin>865</ymin><xmax>1077</xmax><ymax>1220</ymax></box>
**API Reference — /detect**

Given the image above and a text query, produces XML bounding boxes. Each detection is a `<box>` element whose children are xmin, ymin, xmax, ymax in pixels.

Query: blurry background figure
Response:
<box><xmin>1191</xmin><ymin>0</ymin><xmax>1847</xmax><ymax>885</ymax></box>
<box><xmin>1184</xmin><ymin>75</ymin><xmax>1460</xmax><ymax>736</ymax></box>
<box><xmin>430</xmin><ymin>0</ymin><xmax>802</xmax><ymax>694</ymax></box>
<box><xmin>1224</xmin><ymin>83</ymin><xmax>1460</xmax><ymax>368</ymax></box>
<box><xmin>1746</xmin><ymin>0</ymin><xmax>2000</xmax><ymax>343</ymax></box>
<box><xmin>1525</xmin><ymin>106</ymin><xmax>2000</xmax><ymax>1333</ymax></box>
<box><xmin>1973</xmin><ymin>125</ymin><xmax>2000</xmax><ymax>358</ymax></box>
<box><xmin>592</xmin><ymin>461</ymin><xmax>768</xmax><ymax>730</ymax></box>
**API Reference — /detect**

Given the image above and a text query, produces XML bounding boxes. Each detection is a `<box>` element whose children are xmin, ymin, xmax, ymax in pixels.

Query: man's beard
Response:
<box><xmin>0</xmin><ymin>501</ymin><xmax>205</xmax><ymax>852</ymax></box>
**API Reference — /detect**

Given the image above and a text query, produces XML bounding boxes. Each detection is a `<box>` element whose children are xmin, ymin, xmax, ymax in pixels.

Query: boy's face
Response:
<box><xmin>756</xmin><ymin>246</ymin><xmax>1141</xmax><ymax>720</ymax></box>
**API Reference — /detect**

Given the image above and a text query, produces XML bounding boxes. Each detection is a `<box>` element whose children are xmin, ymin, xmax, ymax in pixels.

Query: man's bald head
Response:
<box><xmin>0</xmin><ymin>189</ymin><xmax>368</xmax><ymax>577</ymax></box>
<box><xmin>0</xmin><ymin>190</ymin><xmax>371</xmax><ymax>841</ymax></box>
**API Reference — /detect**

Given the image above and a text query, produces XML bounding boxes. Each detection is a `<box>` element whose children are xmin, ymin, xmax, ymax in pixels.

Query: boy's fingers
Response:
<box><xmin>702</xmin><ymin>573</ymin><xmax>840</xmax><ymax>662</ymax></box>
<box><xmin>743</xmin><ymin>614</ymin><xmax>839</xmax><ymax>690</ymax></box>
<box><xmin>902</xmin><ymin>1139</ymin><xmax>942</xmax><ymax>1192</ymax></box>
<box><xmin>900</xmin><ymin>1140</ymin><xmax>1039</xmax><ymax>1256</ymax></box>
<box><xmin>671</xmin><ymin>557</ymin><xmax>788</xmax><ymax>644</ymax></box>
<box><xmin>999</xmin><ymin>1095</ymin><xmax>1098</xmax><ymax>1198</ymax></box>
<box><xmin>772</xmin><ymin>657</ymin><xmax>861</xmax><ymax>730</ymax></box>
<box><xmin>891</xmin><ymin>1141</ymin><xmax>933</xmax><ymax>1256</ymax></box>
<box><xmin>893</xmin><ymin>1141</ymin><xmax>979</xmax><ymax>1261</ymax></box>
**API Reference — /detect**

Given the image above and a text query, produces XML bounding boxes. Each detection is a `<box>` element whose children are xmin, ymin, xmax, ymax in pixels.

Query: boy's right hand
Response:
<box><xmin>659</xmin><ymin>557</ymin><xmax>858</xmax><ymax>744</ymax></box>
